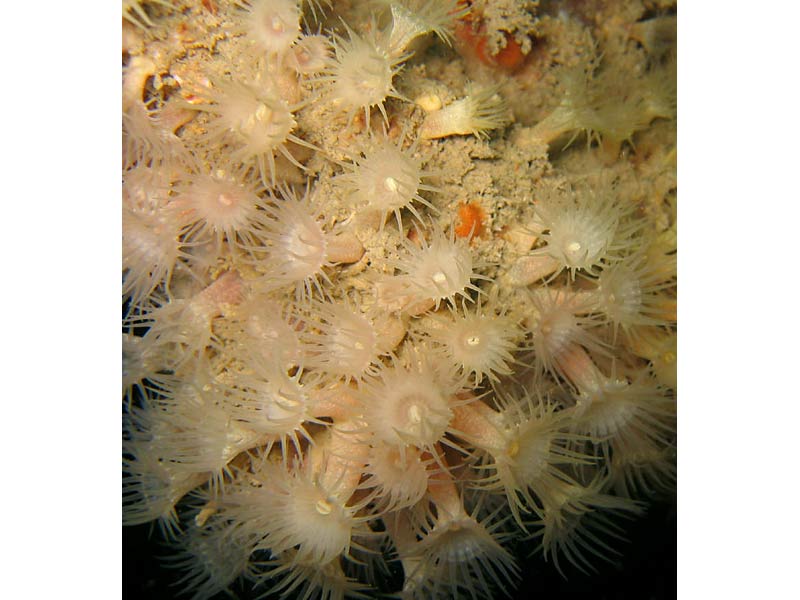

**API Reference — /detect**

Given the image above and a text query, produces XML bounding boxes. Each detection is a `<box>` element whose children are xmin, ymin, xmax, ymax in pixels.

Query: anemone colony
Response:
<box><xmin>122</xmin><ymin>0</ymin><xmax>677</xmax><ymax>598</ymax></box>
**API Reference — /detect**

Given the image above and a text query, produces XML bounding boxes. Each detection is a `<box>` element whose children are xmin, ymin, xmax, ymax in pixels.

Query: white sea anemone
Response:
<box><xmin>122</xmin><ymin>332</ymin><xmax>178</xmax><ymax>408</ymax></box>
<box><xmin>301</xmin><ymin>296</ymin><xmax>386</xmax><ymax>382</ymax></box>
<box><xmin>225</xmin><ymin>362</ymin><xmax>321</xmax><ymax>460</ymax></box>
<box><xmin>194</xmin><ymin>77</ymin><xmax>314</xmax><ymax>185</ymax></box>
<box><xmin>122</xmin><ymin>202</ymin><xmax>191</xmax><ymax>307</ymax></box>
<box><xmin>572</xmin><ymin>369</ymin><xmax>676</xmax><ymax>454</ymax></box>
<box><xmin>288</xmin><ymin>34</ymin><xmax>332</xmax><ymax>74</ymax></box>
<box><xmin>171</xmin><ymin>166</ymin><xmax>268</xmax><ymax>255</ymax></box>
<box><xmin>334</xmin><ymin>129</ymin><xmax>439</xmax><ymax>230</ymax></box>
<box><xmin>382</xmin><ymin>0</ymin><xmax>469</xmax><ymax>57</ymax></box>
<box><xmin>319</xmin><ymin>21</ymin><xmax>407</xmax><ymax>128</ymax></box>
<box><xmin>235</xmin><ymin>0</ymin><xmax>303</xmax><ymax>61</ymax></box>
<box><xmin>526</xmin><ymin>475</ymin><xmax>645</xmax><ymax>577</ymax></box>
<box><xmin>423</xmin><ymin>298</ymin><xmax>521</xmax><ymax>386</ymax></box>
<box><xmin>122</xmin><ymin>163</ymin><xmax>189</xmax><ymax>306</ymax></box>
<box><xmin>525</xmin><ymin>286</ymin><xmax>609</xmax><ymax>384</ymax></box>
<box><xmin>402</xmin><ymin>508</ymin><xmax>518</xmax><ymax>600</ymax></box>
<box><xmin>390</xmin><ymin>222</ymin><xmax>488</xmax><ymax>311</ymax></box>
<box><xmin>463</xmin><ymin>392</ymin><xmax>594</xmax><ymax>526</ymax></box>
<box><xmin>359</xmin><ymin>350</ymin><xmax>460</xmax><ymax>450</ymax></box>
<box><xmin>163</xmin><ymin>519</ymin><xmax>257</xmax><ymax>600</ymax></box>
<box><xmin>139</xmin><ymin>271</ymin><xmax>245</xmax><ymax>368</ymax></box>
<box><xmin>228</xmin><ymin>296</ymin><xmax>306</xmax><ymax>373</ymax></box>
<box><xmin>420</xmin><ymin>83</ymin><xmax>511</xmax><ymax>140</ymax></box>
<box><xmin>220</xmin><ymin>461</ymin><xmax>365</xmax><ymax>566</ymax></box>
<box><xmin>608</xmin><ymin>427</ymin><xmax>676</xmax><ymax>498</ymax></box>
<box><xmin>362</xmin><ymin>443</ymin><xmax>430</xmax><ymax>511</ymax></box>
<box><xmin>592</xmin><ymin>250</ymin><xmax>677</xmax><ymax>339</ymax></box>
<box><xmin>122</xmin><ymin>55</ymin><xmax>193</xmax><ymax>170</ymax></box>
<box><xmin>123</xmin><ymin>403</ymin><xmax>211</xmax><ymax>539</ymax></box>
<box><xmin>252</xmin><ymin>184</ymin><xmax>364</xmax><ymax>300</ymax></box>
<box><xmin>254</xmin><ymin>550</ymin><xmax>369</xmax><ymax>600</ymax></box>
<box><xmin>531</xmin><ymin>183</ymin><xmax>640</xmax><ymax>279</ymax></box>
<box><xmin>150</xmin><ymin>376</ymin><xmax>264</xmax><ymax>485</ymax></box>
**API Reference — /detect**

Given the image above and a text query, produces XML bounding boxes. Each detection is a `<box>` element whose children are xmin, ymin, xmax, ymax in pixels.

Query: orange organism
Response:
<box><xmin>455</xmin><ymin>202</ymin><xmax>486</xmax><ymax>241</ymax></box>
<box><xmin>454</xmin><ymin>2</ymin><xmax>527</xmax><ymax>72</ymax></box>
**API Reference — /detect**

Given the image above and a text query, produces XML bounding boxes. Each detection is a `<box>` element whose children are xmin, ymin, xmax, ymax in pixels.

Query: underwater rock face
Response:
<box><xmin>122</xmin><ymin>0</ymin><xmax>677</xmax><ymax>598</ymax></box>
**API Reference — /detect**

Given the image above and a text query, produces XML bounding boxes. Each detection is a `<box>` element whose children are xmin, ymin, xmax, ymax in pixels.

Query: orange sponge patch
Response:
<box><xmin>455</xmin><ymin>202</ymin><xmax>486</xmax><ymax>240</ymax></box>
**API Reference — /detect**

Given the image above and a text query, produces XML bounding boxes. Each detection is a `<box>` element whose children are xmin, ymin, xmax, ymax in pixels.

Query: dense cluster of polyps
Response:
<box><xmin>123</xmin><ymin>1</ymin><xmax>676</xmax><ymax>598</ymax></box>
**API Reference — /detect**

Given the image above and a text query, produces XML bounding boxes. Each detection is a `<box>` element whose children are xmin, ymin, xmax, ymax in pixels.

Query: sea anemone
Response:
<box><xmin>122</xmin><ymin>0</ymin><xmax>174</xmax><ymax>30</ymax></box>
<box><xmin>381</xmin><ymin>0</ymin><xmax>469</xmax><ymax>57</ymax></box>
<box><xmin>288</xmin><ymin>34</ymin><xmax>332</xmax><ymax>75</ymax></box>
<box><xmin>571</xmin><ymin>368</ymin><xmax>676</xmax><ymax>457</ymax></box>
<box><xmin>122</xmin><ymin>402</ymin><xmax>211</xmax><ymax>539</ymax></box>
<box><xmin>122</xmin><ymin>198</ymin><xmax>191</xmax><ymax>307</ymax></box>
<box><xmin>260</xmin><ymin>472</ymin><xmax>357</xmax><ymax>564</ymax></box>
<box><xmin>362</xmin><ymin>443</ymin><xmax>431</xmax><ymax>512</ymax></box>
<box><xmin>396</xmin><ymin>475</ymin><xmax>519</xmax><ymax>600</ymax></box>
<box><xmin>219</xmin><ymin>456</ymin><xmax>369</xmax><ymax>566</ymax></box>
<box><xmin>628</xmin><ymin>327</ymin><xmax>677</xmax><ymax>391</ymax></box>
<box><xmin>163</xmin><ymin>518</ymin><xmax>258</xmax><ymax>600</ymax></box>
<box><xmin>333</xmin><ymin>128</ymin><xmax>439</xmax><ymax>230</ymax></box>
<box><xmin>226</xmin><ymin>296</ymin><xmax>306</xmax><ymax>373</ymax></box>
<box><xmin>148</xmin><ymin>373</ymin><xmax>264</xmax><ymax>486</ymax></box>
<box><xmin>300</xmin><ymin>295</ymin><xmax>388</xmax><ymax>383</ymax></box>
<box><xmin>122</xmin><ymin>101</ymin><xmax>190</xmax><ymax>171</ymax></box>
<box><xmin>138</xmin><ymin>271</ymin><xmax>245</xmax><ymax>369</ymax></box>
<box><xmin>252</xmin><ymin>184</ymin><xmax>364</xmax><ymax>300</ymax></box>
<box><xmin>253</xmin><ymin>550</ymin><xmax>370</xmax><ymax>600</ymax></box>
<box><xmin>192</xmin><ymin>77</ymin><xmax>314</xmax><ymax>186</ymax></box>
<box><xmin>607</xmin><ymin>427</ymin><xmax>676</xmax><ymax>498</ymax></box>
<box><xmin>170</xmin><ymin>165</ymin><xmax>268</xmax><ymax>255</ymax></box>
<box><xmin>526</xmin><ymin>474</ymin><xmax>645</xmax><ymax>577</ymax></box>
<box><xmin>524</xmin><ymin>286</ymin><xmax>609</xmax><ymax>385</ymax></box>
<box><xmin>122</xmin><ymin>55</ymin><xmax>192</xmax><ymax>170</ymax></box>
<box><xmin>122</xmin><ymin>165</ymin><xmax>191</xmax><ymax>308</ymax></box>
<box><xmin>388</xmin><ymin>221</ymin><xmax>489</xmax><ymax>312</ymax></box>
<box><xmin>224</xmin><ymin>360</ymin><xmax>322</xmax><ymax>460</ymax></box>
<box><xmin>234</xmin><ymin>0</ymin><xmax>303</xmax><ymax>62</ymax></box>
<box><xmin>523</xmin><ymin>58</ymin><xmax>652</xmax><ymax>154</ymax></box>
<box><xmin>122</xmin><ymin>331</ymin><xmax>177</xmax><ymax>407</ymax></box>
<box><xmin>421</xmin><ymin>297</ymin><xmax>521</xmax><ymax>386</ymax></box>
<box><xmin>359</xmin><ymin>350</ymin><xmax>461</xmax><ymax>450</ymax></box>
<box><xmin>530</xmin><ymin>183</ymin><xmax>640</xmax><ymax>280</ymax></box>
<box><xmin>319</xmin><ymin>21</ymin><xmax>407</xmax><ymax>128</ymax></box>
<box><xmin>451</xmin><ymin>391</ymin><xmax>593</xmax><ymax>526</ymax></box>
<box><xmin>591</xmin><ymin>250</ymin><xmax>677</xmax><ymax>339</ymax></box>
<box><xmin>420</xmin><ymin>83</ymin><xmax>511</xmax><ymax>140</ymax></box>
